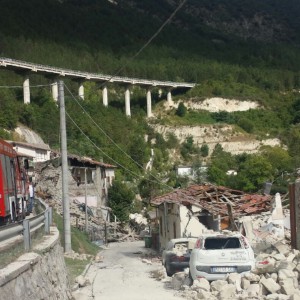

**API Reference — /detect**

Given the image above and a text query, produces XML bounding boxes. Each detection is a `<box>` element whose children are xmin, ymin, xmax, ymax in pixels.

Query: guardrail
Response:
<box><xmin>0</xmin><ymin>57</ymin><xmax>196</xmax><ymax>88</ymax></box>
<box><xmin>0</xmin><ymin>198</ymin><xmax>52</xmax><ymax>251</ymax></box>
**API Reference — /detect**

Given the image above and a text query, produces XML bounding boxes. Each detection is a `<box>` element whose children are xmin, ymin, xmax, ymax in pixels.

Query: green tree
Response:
<box><xmin>261</xmin><ymin>146</ymin><xmax>293</xmax><ymax>175</ymax></box>
<box><xmin>108</xmin><ymin>181</ymin><xmax>135</xmax><ymax>223</ymax></box>
<box><xmin>200</xmin><ymin>143</ymin><xmax>209</xmax><ymax>157</ymax></box>
<box><xmin>236</xmin><ymin>155</ymin><xmax>273</xmax><ymax>192</ymax></box>
<box><xmin>176</xmin><ymin>102</ymin><xmax>187</xmax><ymax>117</ymax></box>
<box><xmin>237</xmin><ymin>118</ymin><xmax>254</xmax><ymax>133</ymax></box>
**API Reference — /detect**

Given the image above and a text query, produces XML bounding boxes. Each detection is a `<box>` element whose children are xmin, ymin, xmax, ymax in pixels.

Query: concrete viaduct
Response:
<box><xmin>0</xmin><ymin>57</ymin><xmax>195</xmax><ymax>117</ymax></box>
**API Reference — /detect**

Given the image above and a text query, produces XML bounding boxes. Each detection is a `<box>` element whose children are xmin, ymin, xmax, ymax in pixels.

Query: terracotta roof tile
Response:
<box><xmin>151</xmin><ymin>184</ymin><xmax>271</xmax><ymax>217</ymax></box>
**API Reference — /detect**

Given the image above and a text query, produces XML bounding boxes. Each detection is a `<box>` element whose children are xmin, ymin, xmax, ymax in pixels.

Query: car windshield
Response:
<box><xmin>204</xmin><ymin>237</ymin><xmax>241</xmax><ymax>250</ymax></box>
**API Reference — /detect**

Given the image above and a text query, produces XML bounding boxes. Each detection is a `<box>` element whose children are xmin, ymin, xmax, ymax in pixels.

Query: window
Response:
<box><xmin>204</xmin><ymin>237</ymin><xmax>241</xmax><ymax>250</ymax></box>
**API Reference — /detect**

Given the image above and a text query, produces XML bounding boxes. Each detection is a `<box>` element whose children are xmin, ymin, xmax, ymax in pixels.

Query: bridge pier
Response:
<box><xmin>167</xmin><ymin>90</ymin><xmax>172</xmax><ymax>104</ymax></box>
<box><xmin>146</xmin><ymin>89</ymin><xmax>152</xmax><ymax>118</ymax></box>
<box><xmin>51</xmin><ymin>80</ymin><xmax>58</xmax><ymax>102</ymax></box>
<box><xmin>102</xmin><ymin>86</ymin><xmax>108</xmax><ymax>107</ymax></box>
<box><xmin>78</xmin><ymin>82</ymin><xmax>84</xmax><ymax>100</ymax></box>
<box><xmin>23</xmin><ymin>76</ymin><xmax>30</xmax><ymax>104</ymax></box>
<box><xmin>125</xmin><ymin>88</ymin><xmax>131</xmax><ymax>117</ymax></box>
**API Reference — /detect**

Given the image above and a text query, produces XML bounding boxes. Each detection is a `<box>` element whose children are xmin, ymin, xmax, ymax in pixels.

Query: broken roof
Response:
<box><xmin>151</xmin><ymin>184</ymin><xmax>271</xmax><ymax>217</ymax></box>
<box><xmin>67</xmin><ymin>153</ymin><xmax>116</xmax><ymax>169</ymax></box>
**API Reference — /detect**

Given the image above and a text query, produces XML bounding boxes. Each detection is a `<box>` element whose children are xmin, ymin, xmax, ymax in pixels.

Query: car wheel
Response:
<box><xmin>165</xmin><ymin>263</ymin><xmax>173</xmax><ymax>277</ymax></box>
<box><xmin>187</xmin><ymin>270</ymin><xmax>193</xmax><ymax>286</ymax></box>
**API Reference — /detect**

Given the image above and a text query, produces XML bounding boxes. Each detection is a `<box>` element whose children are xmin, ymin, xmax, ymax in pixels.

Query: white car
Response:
<box><xmin>189</xmin><ymin>231</ymin><xmax>255</xmax><ymax>281</ymax></box>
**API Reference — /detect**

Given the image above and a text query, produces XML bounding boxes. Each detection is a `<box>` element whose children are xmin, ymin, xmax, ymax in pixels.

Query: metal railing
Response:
<box><xmin>0</xmin><ymin>57</ymin><xmax>196</xmax><ymax>89</ymax></box>
<box><xmin>0</xmin><ymin>198</ymin><xmax>52</xmax><ymax>251</ymax></box>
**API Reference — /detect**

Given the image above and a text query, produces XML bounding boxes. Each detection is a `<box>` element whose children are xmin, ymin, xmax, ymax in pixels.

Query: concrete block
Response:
<box><xmin>272</xmin><ymin>253</ymin><xmax>286</xmax><ymax>261</ymax></box>
<box><xmin>75</xmin><ymin>275</ymin><xmax>90</xmax><ymax>287</ymax></box>
<box><xmin>218</xmin><ymin>283</ymin><xmax>236</xmax><ymax>300</ymax></box>
<box><xmin>273</xmin><ymin>241</ymin><xmax>290</xmax><ymax>256</ymax></box>
<box><xmin>279</xmin><ymin>277</ymin><xmax>296</xmax><ymax>295</ymax></box>
<box><xmin>191</xmin><ymin>278</ymin><xmax>210</xmax><ymax>292</ymax></box>
<box><xmin>241</xmin><ymin>277</ymin><xmax>250</xmax><ymax>290</ymax></box>
<box><xmin>278</xmin><ymin>268</ymin><xmax>296</xmax><ymax>280</ymax></box>
<box><xmin>290</xmin><ymin>293</ymin><xmax>300</xmax><ymax>300</ymax></box>
<box><xmin>246</xmin><ymin>283</ymin><xmax>260</xmax><ymax>297</ymax></box>
<box><xmin>227</xmin><ymin>273</ymin><xmax>242</xmax><ymax>291</ymax></box>
<box><xmin>197</xmin><ymin>289</ymin><xmax>213</xmax><ymax>300</ymax></box>
<box><xmin>254</xmin><ymin>257</ymin><xmax>277</xmax><ymax>274</ymax></box>
<box><xmin>266</xmin><ymin>294</ymin><xmax>289</xmax><ymax>300</ymax></box>
<box><xmin>243</xmin><ymin>272</ymin><xmax>260</xmax><ymax>282</ymax></box>
<box><xmin>171</xmin><ymin>272</ymin><xmax>187</xmax><ymax>290</ymax></box>
<box><xmin>260</xmin><ymin>277</ymin><xmax>281</xmax><ymax>294</ymax></box>
<box><xmin>270</xmin><ymin>272</ymin><xmax>278</xmax><ymax>282</ymax></box>
<box><xmin>286</xmin><ymin>253</ymin><xmax>296</xmax><ymax>262</ymax></box>
<box><xmin>276</xmin><ymin>260</ymin><xmax>296</xmax><ymax>271</ymax></box>
<box><xmin>210</xmin><ymin>280</ymin><xmax>228</xmax><ymax>292</ymax></box>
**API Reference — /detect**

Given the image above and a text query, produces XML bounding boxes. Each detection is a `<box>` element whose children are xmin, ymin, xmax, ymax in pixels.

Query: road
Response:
<box><xmin>72</xmin><ymin>240</ymin><xmax>184</xmax><ymax>300</ymax></box>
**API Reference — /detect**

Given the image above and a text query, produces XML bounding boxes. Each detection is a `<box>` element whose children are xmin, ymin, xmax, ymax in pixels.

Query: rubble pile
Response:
<box><xmin>34</xmin><ymin>160</ymin><xmax>134</xmax><ymax>242</ymax></box>
<box><xmin>173</xmin><ymin>241</ymin><xmax>300</xmax><ymax>300</ymax></box>
<box><xmin>166</xmin><ymin>208</ymin><xmax>298</xmax><ymax>300</ymax></box>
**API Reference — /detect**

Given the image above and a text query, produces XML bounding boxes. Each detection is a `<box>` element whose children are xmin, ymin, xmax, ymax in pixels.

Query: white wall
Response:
<box><xmin>179</xmin><ymin>205</ymin><xmax>206</xmax><ymax>238</ymax></box>
<box><xmin>14</xmin><ymin>145</ymin><xmax>50</xmax><ymax>162</ymax></box>
<box><xmin>177</xmin><ymin>167</ymin><xmax>192</xmax><ymax>176</ymax></box>
<box><xmin>158</xmin><ymin>203</ymin><xmax>207</xmax><ymax>250</ymax></box>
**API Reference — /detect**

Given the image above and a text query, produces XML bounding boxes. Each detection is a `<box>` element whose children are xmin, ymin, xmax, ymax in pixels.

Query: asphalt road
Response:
<box><xmin>72</xmin><ymin>240</ymin><xmax>184</xmax><ymax>300</ymax></box>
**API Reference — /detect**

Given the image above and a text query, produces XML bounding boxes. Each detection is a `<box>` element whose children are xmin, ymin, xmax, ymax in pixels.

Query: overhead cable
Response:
<box><xmin>99</xmin><ymin>0</ymin><xmax>188</xmax><ymax>88</ymax></box>
<box><xmin>64</xmin><ymin>84</ymin><xmax>174</xmax><ymax>190</ymax></box>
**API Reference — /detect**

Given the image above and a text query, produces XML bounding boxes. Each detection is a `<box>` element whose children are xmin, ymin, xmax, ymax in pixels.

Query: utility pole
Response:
<box><xmin>58</xmin><ymin>80</ymin><xmax>72</xmax><ymax>252</ymax></box>
<box><xmin>85</xmin><ymin>167</ymin><xmax>88</xmax><ymax>232</ymax></box>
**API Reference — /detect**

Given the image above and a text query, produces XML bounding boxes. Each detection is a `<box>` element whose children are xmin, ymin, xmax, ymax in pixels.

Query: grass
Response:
<box><xmin>0</xmin><ymin>241</ymin><xmax>25</xmax><ymax>269</ymax></box>
<box><xmin>0</xmin><ymin>206</ymin><xmax>101</xmax><ymax>286</ymax></box>
<box><xmin>0</xmin><ymin>203</ymin><xmax>46</xmax><ymax>269</ymax></box>
<box><xmin>53</xmin><ymin>211</ymin><xmax>100</xmax><ymax>285</ymax></box>
<box><xmin>65</xmin><ymin>257</ymin><xmax>91</xmax><ymax>286</ymax></box>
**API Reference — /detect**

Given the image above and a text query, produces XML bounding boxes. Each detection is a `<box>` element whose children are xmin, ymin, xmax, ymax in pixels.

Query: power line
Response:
<box><xmin>98</xmin><ymin>0</ymin><xmax>188</xmax><ymax>87</ymax></box>
<box><xmin>65</xmin><ymin>85</ymin><xmax>173</xmax><ymax>189</ymax></box>
<box><xmin>66</xmin><ymin>110</ymin><xmax>148</xmax><ymax>182</ymax></box>
<box><xmin>64</xmin><ymin>83</ymin><xmax>145</xmax><ymax>170</ymax></box>
<box><xmin>0</xmin><ymin>83</ymin><xmax>51</xmax><ymax>88</ymax></box>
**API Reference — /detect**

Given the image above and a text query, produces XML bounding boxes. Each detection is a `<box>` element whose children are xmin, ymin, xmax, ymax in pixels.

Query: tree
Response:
<box><xmin>200</xmin><ymin>143</ymin><xmax>209</xmax><ymax>157</ymax></box>
<box><xmin>176</xmin><ymin>102</ymin><xmax>187</xmax><ymax>117</ymax></box>
<box><xmin>138</xmin><ymin>171</ymin><xmax>165</xmax><ymax>202</ymax></box>
<box><xmin>108</xmin><ymin>181</ymin><xmax>135</xmax><ymax>223</ymax></box>
<box><xmin>236</xmin><ymin>155</ymin><xmax>273</xmax><ymax>192</ymax></box>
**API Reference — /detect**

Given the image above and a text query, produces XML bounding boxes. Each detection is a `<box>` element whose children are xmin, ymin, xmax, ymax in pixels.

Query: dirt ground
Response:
<box><xmin>72</xmin><ymin>240</ymin><xmax>184</xmax><ymax>300</ymax></box>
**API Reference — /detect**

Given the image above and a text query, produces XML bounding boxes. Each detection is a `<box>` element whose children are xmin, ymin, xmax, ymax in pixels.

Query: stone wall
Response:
<box><xmin>0</xmin><ymin>227</ymin><xmax>72</xmax><ymax>300</ymax></box>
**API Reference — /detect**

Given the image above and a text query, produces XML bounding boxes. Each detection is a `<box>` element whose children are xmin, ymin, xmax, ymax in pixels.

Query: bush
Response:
<box><xmin>176</xmin><ymin>102</ymin><xmax>187</xmax><ymax>117</ymax></box>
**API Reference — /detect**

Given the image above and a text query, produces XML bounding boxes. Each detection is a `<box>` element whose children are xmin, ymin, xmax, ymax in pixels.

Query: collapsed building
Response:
<box><xmin>150</xmin><ymin>184</ymin><xmax>280</xmax><ymax>250</ymax></box>
<box><xmin>34</xmin><ymin>154</ymin><xmax>118</xmax><ymax>240</ymax></box>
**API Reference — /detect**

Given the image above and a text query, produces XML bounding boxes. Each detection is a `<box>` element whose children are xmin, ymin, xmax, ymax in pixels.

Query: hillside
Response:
<box><xmin>0</xmin><ymin>0</ymin><xmax>300</xmax><ymax>196</ymax></box>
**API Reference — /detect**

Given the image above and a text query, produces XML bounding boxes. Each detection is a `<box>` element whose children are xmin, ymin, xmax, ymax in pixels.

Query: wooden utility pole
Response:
<box><xmin>58</xmin><ymin>80</ymin><xmax>71</xmax><ymax>252</ymax></box>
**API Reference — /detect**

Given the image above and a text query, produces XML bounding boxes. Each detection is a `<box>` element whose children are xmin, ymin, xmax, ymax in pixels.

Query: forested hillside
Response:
<box><xmin>1</xmin><ymin>0</ymin><xmax>300</xmax><ymax>207</ymax></box>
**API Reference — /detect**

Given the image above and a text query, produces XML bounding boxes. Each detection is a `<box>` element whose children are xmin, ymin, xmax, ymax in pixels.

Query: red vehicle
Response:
<box><xmin>0</xmin><ymin>140</ymin><xmax>29</xmax><ymax>224</ymax></box>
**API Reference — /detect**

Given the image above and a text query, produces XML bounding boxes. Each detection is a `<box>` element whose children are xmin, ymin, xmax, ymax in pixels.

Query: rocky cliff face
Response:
<box><xmin>151</xmin><ymin>97</ymin><xmax>284</xmax><ymax>157</ymax></box>
<box><xmin>14</xmin><ymin>124</ymin><xmax>47</xmax><ymax>146</ymax></box>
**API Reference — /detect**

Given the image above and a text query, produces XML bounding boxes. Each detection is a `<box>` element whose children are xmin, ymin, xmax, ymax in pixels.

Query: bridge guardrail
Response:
<box><xmin>0</xmin><ymin>57</ymin><xmax>196</xmax><ymax>88</ymax></box>
<box><xmin>0</xmin><ymin>198</ymin><xmax>52</xmax><ymax>251</ymax></box>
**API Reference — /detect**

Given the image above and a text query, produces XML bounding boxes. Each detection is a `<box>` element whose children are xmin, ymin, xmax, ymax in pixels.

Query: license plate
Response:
<box><xmin>211</xmin><ymin>266</ymin><xmax>236</xmax><ymax>273</ymax></box>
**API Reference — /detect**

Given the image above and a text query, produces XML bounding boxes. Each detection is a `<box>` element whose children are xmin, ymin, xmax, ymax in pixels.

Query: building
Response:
<box><xmin>8</xmin><ymin>141</ymin><xmax>51</xmax><ymax>163</ymax></box>
<box><xmin>68</xmin><ymin>154</ymin><xmax>116</xmax><ymax>221</ymax></box>
<box><xmin>151</xmin><ymin>184</ymin><xmax>271</xmax><ymax>250</ymax></box>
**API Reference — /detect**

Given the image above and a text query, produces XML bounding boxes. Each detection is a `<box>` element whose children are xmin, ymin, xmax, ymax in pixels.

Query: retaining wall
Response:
<box><xmin>0</xmin><ymin>227</ymin><xmax>72</xmax><ymax>300</ymax></box>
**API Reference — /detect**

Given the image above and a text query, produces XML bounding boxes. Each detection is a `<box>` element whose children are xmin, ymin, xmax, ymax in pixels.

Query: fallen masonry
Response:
<box><xmin>149</xmin><ymin>207</ymin><xmax>298</xmax><ymax>300</ymax></box>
